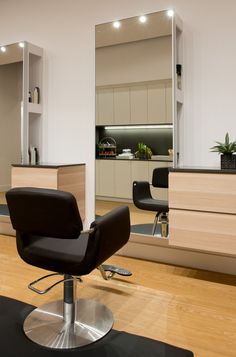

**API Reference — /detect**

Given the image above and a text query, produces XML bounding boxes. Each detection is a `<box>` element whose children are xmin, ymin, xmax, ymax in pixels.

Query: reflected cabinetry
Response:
<box><xmin>96</xmin><ymin>79</ymin><xmax>172</xmax><ymax>125</ymax></box>
<box><xmin>96</xmin><ymin>160</ymin><xmax>172</xmax><ymax>201</ymax></box>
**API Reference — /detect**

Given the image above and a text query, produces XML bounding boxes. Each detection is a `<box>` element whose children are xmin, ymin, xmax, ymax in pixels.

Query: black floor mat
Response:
<box><xmin>0</xmin><ymin>295</ymin><xmax>193</xmax><ymax>356</ymax></box>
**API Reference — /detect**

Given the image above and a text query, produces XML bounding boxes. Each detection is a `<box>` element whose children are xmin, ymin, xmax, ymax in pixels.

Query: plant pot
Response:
<box><xmin>221</xmin><ymin>154</ymin><xmax>236</xmax><ymax>169</ymax></box>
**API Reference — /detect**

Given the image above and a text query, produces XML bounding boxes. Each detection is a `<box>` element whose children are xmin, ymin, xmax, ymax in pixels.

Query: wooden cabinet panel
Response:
<box><xmin>169</xmin><ymin>209</ymin><xmax>236</xmax><ymax>256</ymax></box>
<box><xmin>130</xmin><ymin>85</ymin><xmax>147</xmax><ymax>124</ymax></box>
<box><xmin>97</xmin><ymin>88</ymin><xmax>114</xmax><ymax>125</ymax></box>
<box><xmin>169</xmin><ymin>172</ymin><xmax>236</xmax><ymax>214</ymax></box>
<box><xmin>114</xmin><ymin>87</ymin><xmax>130</xmax><ymax>124</ymax></box>
<box><xmin>95</xmin><ymin>160</ymin><xmax>100</xmax><ymax>196</ymax></box>
<box><xmin>147</xmin><ymin>83</ymin><xmax>165</xmax><ymax>124</ymax></box>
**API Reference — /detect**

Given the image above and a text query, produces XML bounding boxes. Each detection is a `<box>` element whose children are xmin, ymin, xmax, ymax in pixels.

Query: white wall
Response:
<box><xmin>1</xmin><ymin>0</ymin><xmax>236</xmax><ymax>225</ymax></box>
<box><xmin>96</xmin><ymin>36</ymin><xmax>172</xmax><ymax>86</ymax></box>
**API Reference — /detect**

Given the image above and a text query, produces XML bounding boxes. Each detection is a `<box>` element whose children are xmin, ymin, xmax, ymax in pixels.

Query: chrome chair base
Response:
<box><xmin>23</xmin><ymin>298</ymin><xmax>113</xmax><ymax>349</ymax></box>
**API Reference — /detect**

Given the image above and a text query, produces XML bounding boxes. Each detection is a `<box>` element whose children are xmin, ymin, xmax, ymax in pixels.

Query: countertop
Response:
<box><xmin>169</xmin><ymin>166</ymin><xmax>236</xmax><ymax>174</ymax></box>
<box><xmin>96</xmin><ymin>156</ymin><xmax>173</xmax><ymax>162</ymax></box>
<box><xmin>12</xmin><ymin>163</ymin><xmax>85</xmax><ymax>168</ymax></box>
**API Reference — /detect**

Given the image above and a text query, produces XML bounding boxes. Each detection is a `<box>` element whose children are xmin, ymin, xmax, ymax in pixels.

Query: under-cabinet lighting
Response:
<box><xmin>167</xmin><ymin>9</ymin><xmax>174</xmax><ymax>17</ymax></box>
<box><xmin>104</xmin><ymin>125</ymin><xmax>173</xmax><ymax>130</ymax></box>
<box><xmin>139</xmin><ymin>15</ymin><xmax>147</xmax><ymax>23</ymax></box>
<box><xmin>18</xmin><ymin>42</ymin><xmax>25</xmax><ymax>48</ymax></box>
<box><xmin>0</xmin><ymin>46</ymin><xmax>6</xmax><ymax>52</ymax></box>
<box><xmin>113</xmin><ymin>21</ymin><xmax>121</xmax><ymax>29</ymax></box>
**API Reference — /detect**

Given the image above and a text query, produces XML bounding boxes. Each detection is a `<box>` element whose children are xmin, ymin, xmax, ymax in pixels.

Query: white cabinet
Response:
<box><xmin>130</xmin><ymin>85</ymin><xmax>147</xmax><ymax>124</ymax></box>
<box><xmin>97</xmin><ymin>88</ymin><xmax>114</xmax><ymax>125</ymax></box>
<box><xmin>114</xmin><ymin>87</ymin><xmax>130</xmax><ymax>124</ymax></box>
<box><xmin>97</xmin><ymin>160</ymin><xmax>115</xmax><ymax>197</ymax></box>
<box><xmin>114</xmin><ymin>161</ymin><xmax>131</xmax><ymax>198</ymax></box>
<box><xmin>147</xmin><ymin>82</ymin><xmax>166</xmax><ymax>124</ymax></box>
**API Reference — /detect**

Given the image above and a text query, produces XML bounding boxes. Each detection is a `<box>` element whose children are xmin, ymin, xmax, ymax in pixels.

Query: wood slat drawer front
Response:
<box><xmin>169</xmin><ymin>209</ymin><xmax>236</xmax><ymax>255</ymax></box>
<box><xmin>169</xmin><ymin>172</ymin><xmax>236</xmax><ymax>214</ymax></box>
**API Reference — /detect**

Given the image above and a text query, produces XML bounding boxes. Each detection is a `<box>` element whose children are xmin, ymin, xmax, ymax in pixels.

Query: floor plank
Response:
<box><xmin>0</xmin><ymin>234</ymin><xmax>235</xmax><ymax>357</ymax></box>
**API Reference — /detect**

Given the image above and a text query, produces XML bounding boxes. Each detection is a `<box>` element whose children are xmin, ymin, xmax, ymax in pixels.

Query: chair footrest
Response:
<box><xmin>101</xmin><ymin>264</ymin><xmax>132</xmax><ymax>276</ymax></box>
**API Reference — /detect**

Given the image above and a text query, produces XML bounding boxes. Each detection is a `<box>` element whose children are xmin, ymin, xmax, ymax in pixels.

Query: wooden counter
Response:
<box><xmin>11</xmin><ymin>163</ymin><xmax>85</xmax><ymax>221</ymax></box>
<box><xmin>168</xmin><ymin>167</ymin><xmax>236</xmax><ymax>256</ymax></box>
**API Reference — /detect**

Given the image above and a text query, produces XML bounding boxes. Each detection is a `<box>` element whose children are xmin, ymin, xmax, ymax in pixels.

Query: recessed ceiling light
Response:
<box><xmin>18</xmin><ymin>42</ymin><xmax>25</xmax><ymax>48</ymax></box>
<box><xmin>113</xmin><ymin>21</ymin><xmax>121</xmax><ymax>29</ymax></box>
<box><xmin>167</xmin><ymin>9</ymin><xmax>174</xmax><ymax>17</ymax></box>
<box><xmin>139</xmin><ymin>15</ymin><xmax>147</xmax><ymax>23</ymax></box>
<box><xmin>0</xmin><ymin>46</ymin><xmax>6</xmax><ymax>52</ymax></box>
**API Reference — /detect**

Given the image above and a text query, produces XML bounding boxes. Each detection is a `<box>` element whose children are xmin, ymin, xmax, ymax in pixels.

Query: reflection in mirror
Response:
<box><xmin>0</xmin><ymin>42</ymin><xmax>24</xmax><ymax>206</ymax></box>
<box><xmin>95</xmin><ymin>10</ymin><xmax>174</xmax><ymax>237</ymax></box>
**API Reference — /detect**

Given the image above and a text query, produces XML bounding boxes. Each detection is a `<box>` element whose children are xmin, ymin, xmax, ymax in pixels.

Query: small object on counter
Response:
<box><xmin>28</xmin><ymin>146</ymin><xmax>38</xmax><ymax>164</ymax></box>
<box><xmin>33</xmin><ymin>86</ymin><xmax>40</xmax><ymax>104</ymax></box>
<box><xmin>168</xmin><ymin>149</ymin><xmax>173</xmax><ymax>157</ymax></box>
<box><xmin>28</xmin><ymin>91</ymin><xmax>32</xmax><ymax>102</ymax></box>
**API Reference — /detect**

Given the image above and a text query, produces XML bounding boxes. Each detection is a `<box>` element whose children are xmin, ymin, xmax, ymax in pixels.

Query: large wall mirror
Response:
<box><xmin>95</xmin><ymin>9</ymin><xmax>183</xmax><ymax>238</ymax></box>
<box><xmin>0</xmin><ymin>42</ymin><xmax>24</xmax><ymax>195</ymax></box>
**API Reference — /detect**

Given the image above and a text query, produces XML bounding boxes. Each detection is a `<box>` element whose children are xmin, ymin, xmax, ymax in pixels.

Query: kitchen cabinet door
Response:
<box><xmin>97</xmin><ymin>88</ymin><xmax>114</xmax><ymax>125</ymax></box>
<box><xmin>130</xmin><ymin>85</ymin><xmax>148</xmax><ymax>124</ymax></box>
<box><xmin>114</xmin><ymin>87</ymin><xmax>130</xmax><ymax>124</ymax></box>
<box><xmin>147</xmin><ymin>82</ymin><xmax>166</xmax><ymax>124</ymax></box>
<box><xmin>114</xmin><ymin>161</ymin><xmax>132</xmax><ymax>199</ymax></box>
<box><xmin>131</xmin><ymin>161</ymin><xmax>149</xmax><ymax>182</ymax></box>
<box><xmin>98</xmin><ymin>160</ymin><xmax>115</xmax><ymax>197</ymax></box>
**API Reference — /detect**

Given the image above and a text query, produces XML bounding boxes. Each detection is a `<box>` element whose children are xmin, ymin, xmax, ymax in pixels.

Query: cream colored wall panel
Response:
<box><xmin>97</xmin><ymin>88</ymin><xmax>114</xmax><ymax>125</ymax></box>
<box><xmin>130</xmin><ymin>85</ymin><xmax>147</xmax><ymax>124</ymax></box>
<box><xmin>165</xmin><ymin>82</ymin><xmax>172</xmax><ymax>123</ymax></box>
<box><xmin>169</xmin><ymin>172</ymin><xmax>236</xmax><ymax>213</ymax></box>
<box><xmin>114</xmin><ymin>160</ymin><xmax>131</xmax><ymax>199</ymax></box>
<box><xmin>114</xmin><ymin>87</ymin><xmax>130</xmax><ymax>124</ymax></box>
<box><xmin>147</xmin><ymin>82</ymin><xmax>166</xmax><ymax>123</ymax></box>
<box><xmin>169</xmin><ymin>209</ymin><xmax>236</xmax><ymax>256</ymax></box>
<box><xmin>99</xmin><ymin>160</ymin><xmax>115</xmax><ymax>197</ymax></box>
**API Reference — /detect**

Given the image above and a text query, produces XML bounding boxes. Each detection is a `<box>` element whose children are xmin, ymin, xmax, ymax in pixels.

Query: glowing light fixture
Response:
<box><xmin>104</xmin><ymin>125</ymin><xmax>173</xmax><ymax>130</ymax></box>
<box><xmin>167</xmin><ymin>9</ymin><xmax>174</xmax><ymax>17</ymax></box>
<box><xmin>0</xmin><ymin>46</ymin><xmax>6</xmax><ymax>53</ymax></box>
<box><xmin>139</xmin><ymin>15</ymin><xmax>147</xmax><ymax>23</ymax></box>
<box><xmin>113</xmin><ymin>21</ymin><xmax>121</xmax><ymax>29</ymax></box>
<box><xmin>19</xmin><ymin>42</ymin><xmax>25</xmax><ymax>48</ymax></box>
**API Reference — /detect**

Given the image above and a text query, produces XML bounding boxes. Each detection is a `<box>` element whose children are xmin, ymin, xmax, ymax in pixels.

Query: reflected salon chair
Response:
<box><xmin>133</xmin><ymin>167</ymin><xmax>169</xmax><ymax>236</ymax></box>
<box><xmin>6</xmin><ymin>187</ymin><xmax>130</xmax><ymax>349</ymax></box>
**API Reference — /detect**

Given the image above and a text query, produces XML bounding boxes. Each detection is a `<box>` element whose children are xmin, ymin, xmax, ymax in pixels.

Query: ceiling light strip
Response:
<box><xmin>104</xmin><ymin>125</ymin><xmax>173</xmax><ymax>130</ymax></box>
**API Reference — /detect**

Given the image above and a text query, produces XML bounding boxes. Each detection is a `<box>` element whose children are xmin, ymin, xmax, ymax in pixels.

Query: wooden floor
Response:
<box><xmin>96</xmin><ymin>199</ymin><xmax>155</xmax><ymax>225</ymax></box>
<box><xmin>0</xmin><ymin>234</ymin><xmax>236</xmax><ymax>357</ymax></box>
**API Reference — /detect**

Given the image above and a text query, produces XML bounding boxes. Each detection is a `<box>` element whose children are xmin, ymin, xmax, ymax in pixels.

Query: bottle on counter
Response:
<box><xmin>28</xmin><ymin>91</ymin><xmax>32</xmax><ymax>102</ymax></box>
<box><xmin>33</xmin><ymin>87</ymin><xmax>40</xmax><ymax>104</ymax></box>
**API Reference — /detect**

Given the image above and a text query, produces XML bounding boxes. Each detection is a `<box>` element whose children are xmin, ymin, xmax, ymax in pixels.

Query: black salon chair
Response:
<box><xmin>133</xmin><ymin>167</ymin><xmax>169</xmax><ymax>236</ymax></box>
<box><xmin>6</xmin><ymin>187</ymin><xmax>130</xmax><ymax>349</ymax></box>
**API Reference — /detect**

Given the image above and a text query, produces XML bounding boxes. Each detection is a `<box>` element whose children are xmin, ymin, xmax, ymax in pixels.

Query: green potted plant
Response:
<box><xmin>210</xmin><ymin>132</ymin><xmax>236</xmax><ymax>169</ymax></box>
<box><xmin>134</xmin><ymin>142</ymin><xmax>152</xmax><ymax>160</ymax></box>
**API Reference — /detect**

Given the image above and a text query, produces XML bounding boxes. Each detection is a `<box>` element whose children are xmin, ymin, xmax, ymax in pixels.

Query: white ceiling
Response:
<box><xmin>96</xmin><ymin>10</ymin><xmax>172</xmax><ymax>48</ymax></box>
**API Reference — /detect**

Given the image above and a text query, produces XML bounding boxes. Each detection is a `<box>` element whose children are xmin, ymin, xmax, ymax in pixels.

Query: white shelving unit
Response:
<box><xmin>172</xmin><ymin>13</ymin><xmax>184</xmax><ymax>168</ymax></box>
<box><xmin>22</xmin><ymin>42</ymin><xmax>43</xmax><ymax>164</ymax></box>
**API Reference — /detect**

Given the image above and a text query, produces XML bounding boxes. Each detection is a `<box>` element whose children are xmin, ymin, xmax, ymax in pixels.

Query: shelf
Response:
<box><xmin>28</xmin><ymin>102</ymin><xmax>42</xmax><ymax>114</ymax></box>
<box><xmin>176</xmin><ymin>89</ymin><xmax>183</xmax><ymax>104</ymax></box>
